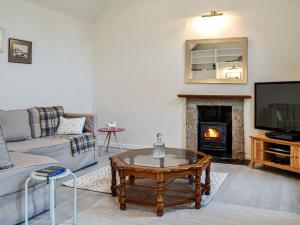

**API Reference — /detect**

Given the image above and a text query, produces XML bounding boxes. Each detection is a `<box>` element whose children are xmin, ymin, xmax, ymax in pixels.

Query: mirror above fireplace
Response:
<box><xmin>185</xmin><ymin>37</ymin><xmax>248</xmax><ymax>84</ymax></box>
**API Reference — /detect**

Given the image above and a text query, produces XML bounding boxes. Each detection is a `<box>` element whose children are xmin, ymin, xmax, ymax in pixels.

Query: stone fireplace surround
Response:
<box><xmin>178</xmin><ymin>95</ymin><xmax>251</xmax><ymax>160</ymax></box>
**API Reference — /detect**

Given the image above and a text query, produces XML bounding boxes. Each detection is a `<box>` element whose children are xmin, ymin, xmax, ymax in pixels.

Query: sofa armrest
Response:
<box><xmin>64</xmin><ymin>113</ymin><xmax>95</xmax><ymax>133</ymax></box>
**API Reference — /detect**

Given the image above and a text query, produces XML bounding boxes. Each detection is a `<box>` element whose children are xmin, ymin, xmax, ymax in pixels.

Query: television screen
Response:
<box><xmin>255</xmin><ymin>82</ymin><xmax>300</xmax><ymax>132</ymax></box>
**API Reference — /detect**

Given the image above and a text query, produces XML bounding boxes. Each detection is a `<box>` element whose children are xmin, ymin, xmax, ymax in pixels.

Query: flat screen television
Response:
<box><xmin>255</xmin><ymin>81</ymin><xmax>300</xmax><ymax>133</ymax></box>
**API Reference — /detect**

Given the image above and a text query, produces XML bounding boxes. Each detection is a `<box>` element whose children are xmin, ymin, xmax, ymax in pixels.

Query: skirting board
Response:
<box><xmin>96</xmin><ymin>141</ymin><xmax>251</xmax><ymax>160</ymax></box>
<box><xmin>97</xmin><ymin>141</ymin><xmax>150</xmax><ymax>150</ymax></box>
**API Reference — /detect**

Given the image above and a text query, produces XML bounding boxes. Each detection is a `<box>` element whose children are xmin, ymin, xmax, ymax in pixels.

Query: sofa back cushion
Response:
<box><xmin>0</xmin><ymin>125</ymin><xmax>13</xmax><ymax>170</ymax></box>
<box><xmin>28</xmin><ymin>107</ymin><xmax>41</xmax><ymax>138</ymax></box>
<box><xmin>0</xmin><ymin>110</ymin><xmax>32</xmax><ymax>142</ymax></box>
<box><xmin>37</xmin><ymin>106</ymin><xmax>64</xmax><ymax>136</ymax></box>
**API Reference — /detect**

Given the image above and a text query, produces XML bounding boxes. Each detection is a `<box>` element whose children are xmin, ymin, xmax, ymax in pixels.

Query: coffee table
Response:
<box><xmin>109</xmin><ymin>148</ymin><xmax>212</xmax><ymax>216</ymax></box>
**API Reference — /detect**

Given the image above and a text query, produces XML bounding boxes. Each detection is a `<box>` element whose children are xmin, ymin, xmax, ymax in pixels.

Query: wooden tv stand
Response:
<box><xmin>250</xmin><ymin>134</ymin><xmax>300</xmax><ymax>173</ymax></box>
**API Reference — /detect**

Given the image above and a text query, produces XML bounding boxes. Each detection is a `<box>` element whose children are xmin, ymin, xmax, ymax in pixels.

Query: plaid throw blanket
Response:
<box><xmin>61</xmin><ymin>133</ymin><xmax>96</xmax><ymax>156</ymax></box>
<box><xmin>36</xmin><ymin>106</ymin><xmax>94</xmax><ymax>156</ymax></box>
<box><xmin>37</xmin><ymin>106</ymin><xmax>64</xmax><ymax>137</ymax></box>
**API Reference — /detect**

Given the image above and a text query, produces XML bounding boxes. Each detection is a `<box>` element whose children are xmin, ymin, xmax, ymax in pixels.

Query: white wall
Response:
<box><xmin>93</xmin><ymin>0</ymin><xmax>300</xmax><ymax>158</ymax></box>
<box><xmin>1</xmin><ymin>0</ymin><xmax>298</xmax><ymax>158</ymax></box>
<box><xmin>0</xmin><ymin>0</ymin><xmax>93</xmax><ymax>112</ymax></box>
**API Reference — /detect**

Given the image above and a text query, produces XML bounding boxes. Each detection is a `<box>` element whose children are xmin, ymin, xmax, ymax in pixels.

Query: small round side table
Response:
<box><xmin>24</xmin><ymin>169</ymin><xmax>77</xmax><ymax>225</ymax></box>
<box><xmin>98</xmin><ymin>127</ymin><xmax>125</xmax><ymax>156</ymax></box>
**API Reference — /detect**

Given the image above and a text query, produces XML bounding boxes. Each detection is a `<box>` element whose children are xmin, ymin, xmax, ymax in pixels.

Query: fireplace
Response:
<box><xmin>198</xmin><ymin>106</ymin><xmax>232</xmax><ymax>158</ymax></box>
<box><xmin>183</xmin><ymin>95</ymin><xmax>248</xmax><ymax>160</ymax></box>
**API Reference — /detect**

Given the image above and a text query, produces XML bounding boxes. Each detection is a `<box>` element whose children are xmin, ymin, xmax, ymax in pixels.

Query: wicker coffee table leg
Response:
<box><xmin>156</xmin><ymin>174</ymin><xmax>164</xmax><ymax>217</ymax></box>
<box><xmin>205</xmin><ymin>162</ymin><xmax>211</xmax><ymax>195</ymax></box>
<box><xmin>111</xmin><ymin>161</ymin><xmax>117</xmax><ymax>197</ymax></box>
<box><xmin>194</xmin><ymin>170</ymin><xmax>202</xmax><ymax>209</ymax></box>
<box><xmin>119</xmin><ymin>171</ymin><xmax>126</xmax><ymax>210</ymax></box>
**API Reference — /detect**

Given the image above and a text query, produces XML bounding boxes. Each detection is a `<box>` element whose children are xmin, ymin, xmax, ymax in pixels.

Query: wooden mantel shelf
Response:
<box><xmin>177</xmin><ymin>94</ymin><xmax>251</xmax><ymax>99</ymax></box>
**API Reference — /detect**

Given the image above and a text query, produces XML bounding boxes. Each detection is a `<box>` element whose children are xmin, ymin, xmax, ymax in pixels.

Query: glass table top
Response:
<box><xmin>116</xmin><ymin>148</ymin><xmax>205</xmax><ymax>168</ymax></box>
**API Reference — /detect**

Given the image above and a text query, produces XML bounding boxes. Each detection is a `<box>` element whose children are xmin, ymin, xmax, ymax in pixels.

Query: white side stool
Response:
<box><xmin>24</xmin><ymin>169</ymin><xmax>77</xmax><ymax>225</ymax></box>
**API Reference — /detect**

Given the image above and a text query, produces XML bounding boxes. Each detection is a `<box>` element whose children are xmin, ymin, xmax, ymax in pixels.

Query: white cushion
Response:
<box><xmin>56</xmin><ymin>116</ymin><xmax>86</xmax><ymax>135</ymax></box>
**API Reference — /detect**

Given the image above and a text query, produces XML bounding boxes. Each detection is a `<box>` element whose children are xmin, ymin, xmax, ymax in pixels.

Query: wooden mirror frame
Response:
<box><xmin>185</xmin><ymin>37</ymin><xmax>248</xmax><ymax>84</ymax></box>
<box><xmin>0</xmin><ymin>27</ymin><xmax>4</xmax><ymax>53</ymax></box>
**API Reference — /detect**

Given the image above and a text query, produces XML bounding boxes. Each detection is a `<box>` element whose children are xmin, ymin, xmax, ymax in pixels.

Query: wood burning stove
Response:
<box><xmin>199</xmin><ymin>122</ymin><xmax>228</xmax><ymax>156</ymax></box>
<box><xmin>197</xmin><ymin>105</ymin><xmax>232</xmax><ymax>158</ymax></box>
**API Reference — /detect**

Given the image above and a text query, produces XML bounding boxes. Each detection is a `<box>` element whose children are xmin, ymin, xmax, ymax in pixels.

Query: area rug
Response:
<box><xmin>62</xmin><ymin>165</ymin><xmax>227</xmax><ymax>206</ymax></box>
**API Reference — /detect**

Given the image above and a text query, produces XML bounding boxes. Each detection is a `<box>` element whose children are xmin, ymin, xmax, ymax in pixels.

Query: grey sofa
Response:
<box><xmin>0</xmin><ymin>108</ymin><xmax>97</xmax><ymax>225</ymax></box>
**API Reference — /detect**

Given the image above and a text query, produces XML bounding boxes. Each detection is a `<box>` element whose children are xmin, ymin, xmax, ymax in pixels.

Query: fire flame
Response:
<box><xmin>204</xmin><ymin>128</ymin><xmax>220</xmax><ymax>139</ymax></box>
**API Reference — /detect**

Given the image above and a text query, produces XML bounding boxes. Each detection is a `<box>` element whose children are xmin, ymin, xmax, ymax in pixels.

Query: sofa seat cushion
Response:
<box><xmin>7</xmin><ymin>137</ymin><xmax>71</xmax><ymax>166</ymax></box>
<box><xmin>0</xmin><ymin>152</ymin><xmax>58</xmax><ymax>196</ymax></box>
<box><xmin>7</xmin><ymin>136</ymin><xmax>70</xmax><ymax>153</ymax></box>
<box><xmin>7</xmin><ymin>133</ymin><xmax>94</xmax><ymax>171</ymax></box>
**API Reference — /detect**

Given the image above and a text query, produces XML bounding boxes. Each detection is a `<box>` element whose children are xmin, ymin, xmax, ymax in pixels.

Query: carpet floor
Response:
<box><xmin>60</xmin><ymin>194</ymin><xmax>300</xmax><ymax>225</ymax></box>
<box><xmin>26</xmin><ymin>149</ymin><xmax>300</xmax><ymax>225</ymax></box>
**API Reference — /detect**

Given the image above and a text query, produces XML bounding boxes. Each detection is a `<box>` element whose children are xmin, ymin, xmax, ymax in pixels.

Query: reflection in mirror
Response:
<box><xmin>185</xmin><ymin>37</ymin><xmax>247</xmax><ymax>83</ymax></box>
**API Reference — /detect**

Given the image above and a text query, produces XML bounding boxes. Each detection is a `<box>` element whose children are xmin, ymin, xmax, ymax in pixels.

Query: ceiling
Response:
<box><xmin>26</xmin><ymin>0</ymin><xmax>109</xmax><ymax>23</ymax></box>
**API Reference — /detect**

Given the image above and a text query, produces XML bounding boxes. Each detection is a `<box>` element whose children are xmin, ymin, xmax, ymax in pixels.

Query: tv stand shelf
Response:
<box><xmin>250</xmin><ymin>134</ymin><xmax>300</xmax><ymax>173</ymax></box>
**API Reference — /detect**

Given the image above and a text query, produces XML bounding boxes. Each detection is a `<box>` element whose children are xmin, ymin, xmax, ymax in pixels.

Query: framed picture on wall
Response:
<box><xmin>8</xmin><ymin>38</ymin><xmax>32</xmax><ymax>64</ymax></box>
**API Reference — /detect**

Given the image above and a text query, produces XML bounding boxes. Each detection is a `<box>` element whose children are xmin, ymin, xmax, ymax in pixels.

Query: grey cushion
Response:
<box><xmin>0</xmin><ymin>110</ymin><xmax>32</xmax><ymax>142</ymax></box>
<box><xmin>0</xmin><ymin>126</ymin><xmax>13</xmax><ymax>170</ymax></box>
<box><xmin>27</xmin><ymin>108</ymin><xmax>41</xmax><ymax>138</ymax></box>
<box><xmin>0</xmin><ymin>152</ymin><xmax>58</xmax><ymax>196</ymax></box>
